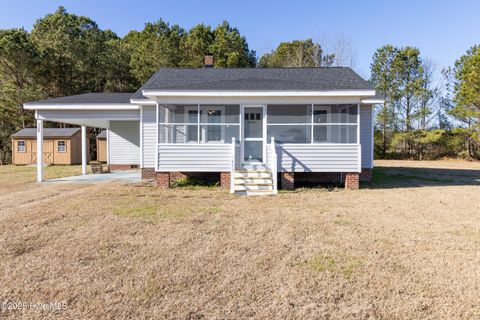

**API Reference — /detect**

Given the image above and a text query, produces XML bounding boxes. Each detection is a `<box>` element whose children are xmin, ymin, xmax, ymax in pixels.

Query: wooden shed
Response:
<box><xmin>11</xmin><ymin>128</ymin><xmax>84</xmax><ymax>165</ymax></box>
<box><xmin>96</xmin><ymin>130</ymin><xmax>108</xmax><ymax>162</ymax></box>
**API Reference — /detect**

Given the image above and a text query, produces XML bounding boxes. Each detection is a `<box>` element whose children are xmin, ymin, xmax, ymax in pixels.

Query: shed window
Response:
<box><xmin>58</xmin><ymin>141</ymin><xmax>66</xmax><ymax>152</ymax></box>
<box><xmin>17</xmin><ymin>141</ymin><xmax>26</xmax><ymax>153</ymax></box>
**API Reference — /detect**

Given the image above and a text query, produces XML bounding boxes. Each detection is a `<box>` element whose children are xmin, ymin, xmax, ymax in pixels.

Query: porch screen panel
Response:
<box><xmin>158</xmin><ymin>104</ymin><xmax>240</xmax><ymax>144</ymax></box>
<box><xmin>267</xmin><ymin>105</ymin><xmax>312</xmax><ymax>143</ymax></box>
<box><xmin>158</xmin><ymin>105</ymin><xmax>198</xmax><ymax>143</ymax></box>
<box><xmin>313</xmin><ymin>104</ymin><xmax>357</xmax><ymax>144</ymax></box>
<box><xmin>267</xmin><ymin>104</ymin><xmax>358</xmax><ymax>144</ymax></box>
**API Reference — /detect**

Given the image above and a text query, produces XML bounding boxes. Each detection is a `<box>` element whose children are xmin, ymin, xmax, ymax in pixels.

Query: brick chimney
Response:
<box><xmin>203</xmin><ymin>54</ymin><xmax>214</xmax><ymax>68</ymax></box>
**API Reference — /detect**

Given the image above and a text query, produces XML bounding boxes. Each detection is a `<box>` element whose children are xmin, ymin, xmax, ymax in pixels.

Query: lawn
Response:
<box><xmin>1</xmin><ymin>161</ymin><xmax>480</xmax><ymax>319</ymax></box>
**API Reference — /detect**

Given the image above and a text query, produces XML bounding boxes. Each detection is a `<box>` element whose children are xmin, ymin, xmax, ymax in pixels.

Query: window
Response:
<box><xmin>158</xmin><ymin>104</ymin><xmax>240</xmax><ymax>144</ymax></box>
<box><xmin>17</xmin><ymin>140</ymin><xmax>25</xmax><ymax>153</ymax></box>
<box><xmin>267</xmin><ymin>104</ymin><xmax>358</xmax><ymax>144</ymax></box>
<box><xmin>58</xmin><ymin>140</ymin><xmax>66</xmax><ymax>152</ymax></box>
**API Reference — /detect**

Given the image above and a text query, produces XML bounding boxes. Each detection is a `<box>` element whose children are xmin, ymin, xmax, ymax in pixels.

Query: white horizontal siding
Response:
<box><xmin>108</xmin><ymin>121</ymin><xmax>140</xmax><ymax>165</ymax></box>
<box><xmin>266</xmin><ymin>144</ymin><xmax>360</xmax><ymax>172</ymax></box>
<box><xmin>142</xmin><ymin>106</ymin><xmax>156</xmax><ymax>168</ymax></box>
<box><xmin>158</xmin><ymin>144</ymin><xmax>233</xmax><ymax>172</ymax></box>
<box><xmin>360</xmin><ymin>105</ymin><xmax>373</xmax><ymax>168</ymax></box>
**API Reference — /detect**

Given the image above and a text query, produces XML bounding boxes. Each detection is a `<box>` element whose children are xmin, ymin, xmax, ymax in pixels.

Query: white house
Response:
<box><xmin>24</xmin><ymin>58</ymin><xmax>383</xmax><ymax>195</ymax></box>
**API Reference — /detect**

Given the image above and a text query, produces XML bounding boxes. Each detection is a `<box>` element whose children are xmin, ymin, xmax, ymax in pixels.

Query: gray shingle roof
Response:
<box><xmin>24</xmin><ymin>93</ymin><xmax>133</xmax><ymax>105</ymax></box>
<box><xmin>131</xmin><ymin>67</ymin><xmax>373</xmax><ymax>99</ymax></box>
<box><xmin>12</xmin><ymin>128</ymin><xmax>81</xmax><ymax>138</ymax></box>
<box><xmin>96</xmin><ymin>130</ymin><xmax>107</xmax><ymax>139</ymax></box>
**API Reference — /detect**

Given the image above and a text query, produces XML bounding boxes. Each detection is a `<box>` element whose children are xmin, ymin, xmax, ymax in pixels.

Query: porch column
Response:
<box><xmin>36</xmin><ymin>119</ymin><xmax>44</xmax><ymax>182</ymax></box>
<box><xmin>81</xmin><ymin>125</ymin><xmax>87</xmax><ymax>175</ymax></box>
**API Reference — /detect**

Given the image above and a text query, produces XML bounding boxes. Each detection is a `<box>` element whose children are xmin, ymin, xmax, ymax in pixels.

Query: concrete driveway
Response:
<box><xmin>45</xmin><ymin>170</ymin><xmax>141</xmax><ymax>184</ymax></box>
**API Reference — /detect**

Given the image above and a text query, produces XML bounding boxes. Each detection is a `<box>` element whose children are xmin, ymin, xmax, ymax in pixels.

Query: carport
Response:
<box><xmin>23</xmin><ymin>93</ymin><xmax>139</xmax><ymax>182</ymax></box>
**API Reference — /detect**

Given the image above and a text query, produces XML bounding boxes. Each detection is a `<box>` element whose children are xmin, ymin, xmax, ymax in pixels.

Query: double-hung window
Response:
<box><xmin>57</xmin><ymin>140</ymin><xmax>66</xmax><ymax>152</ymax></box>
<box><xmin>17</xmin><ymin>140</ymin><xmax>26</xmax><ymax>152</ymax></box>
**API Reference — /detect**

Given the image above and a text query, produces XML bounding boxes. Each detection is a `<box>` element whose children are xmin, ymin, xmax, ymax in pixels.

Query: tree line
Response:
<box><xmin>370</xmin><ymin>45</ymin><xmax>480</xmax><ymax>160</ymax></box>
<box><xmin>0</xmin><ymin>7</ymin><xmax>256</xmax><ymax>163</ymax></box>
<box><xmin>0</xmin><ymin>6</ymin><xmax>479</xmax><ymax>164</ymax></box>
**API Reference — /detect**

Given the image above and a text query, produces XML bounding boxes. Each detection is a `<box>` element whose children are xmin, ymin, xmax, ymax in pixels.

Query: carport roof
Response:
<box><xmin>24</xmin><ymin>93</ymin><xmax>133</xmax><ymax>106</ymax></box>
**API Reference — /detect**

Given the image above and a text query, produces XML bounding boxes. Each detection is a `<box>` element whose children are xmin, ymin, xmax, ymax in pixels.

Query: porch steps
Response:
<box><xmin>233</xmin><ymin>163</ymin><xmax>276</xmax><ymax>196</ymax></box>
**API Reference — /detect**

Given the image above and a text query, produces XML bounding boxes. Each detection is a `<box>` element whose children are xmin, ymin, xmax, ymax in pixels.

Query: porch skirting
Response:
<box><xmin>144</xmin><ymin>168</ymin><xmax>371</xmax><ymax>190</ymax></box>
<box><xmin>279</xmin><ymin>168</ymin><xmax>372</xmax><ymax>190</ymax></box>
<box><xmin>151</xmin><ymin>170</ymin><xmax>230</xmax><ymax>188</ymax></box>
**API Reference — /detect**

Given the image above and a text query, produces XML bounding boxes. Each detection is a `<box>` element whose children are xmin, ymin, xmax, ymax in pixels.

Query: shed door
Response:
<box><xmin>31</xmin><ymin>140</ymin><xmax>54</xmax><ymax>164</ymax></box>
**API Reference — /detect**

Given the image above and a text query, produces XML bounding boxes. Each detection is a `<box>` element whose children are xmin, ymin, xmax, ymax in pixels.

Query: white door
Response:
<box><xmin>241</xmin><ymin>105</ymin><xmax>265</xmax><ymax>163</ymax></box>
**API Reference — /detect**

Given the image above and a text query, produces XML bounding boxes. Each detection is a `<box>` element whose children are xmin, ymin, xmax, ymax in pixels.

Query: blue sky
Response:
<box><xmin>1</xmin><ymin>0</ymin><xmax>478</xmax><ymax>79</ymax></box>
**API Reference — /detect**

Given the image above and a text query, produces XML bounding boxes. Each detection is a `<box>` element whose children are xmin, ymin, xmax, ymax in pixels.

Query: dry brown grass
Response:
<box><xmin>1</xmin><ymin>161</ymin><xmax>480</xmax><ymax>319</ymax></box>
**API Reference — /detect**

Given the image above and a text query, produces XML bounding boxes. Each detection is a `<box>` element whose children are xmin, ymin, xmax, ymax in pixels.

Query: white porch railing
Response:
<box><xmin>270</xmin><ymin>137</ymin><xmax>278</xmax><ymax>194</ymax></box>
<box><xmin>230</xmin><ymin>137</ymin><xmax>235</xmax><ymax>193</ymax></box>
<box><xmin>357</xmin><ymin>143</ymin><xmax>362</xmax><ymax>173</ymax></box>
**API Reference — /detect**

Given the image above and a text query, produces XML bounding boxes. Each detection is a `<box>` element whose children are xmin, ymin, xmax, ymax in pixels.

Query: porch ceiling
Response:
<box><xmin>34</xmin><ymin>109</ymin><xmax>140</xmax><ymax>129</ymax></box>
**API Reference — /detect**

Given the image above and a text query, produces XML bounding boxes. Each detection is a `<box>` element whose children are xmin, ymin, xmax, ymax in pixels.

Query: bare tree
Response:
<box><xmin>416</xmin><ymin>58</ymin><xmax>442</xmax><ymax>129</ymax></box>
<box><xmin>317</xmin><ymin>32</ymin><xmax>357</xmax><ymax>68</ymax></box>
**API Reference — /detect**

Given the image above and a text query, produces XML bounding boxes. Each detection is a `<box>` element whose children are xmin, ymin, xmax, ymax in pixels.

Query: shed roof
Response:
<box><xmin>96</xmin><ymin>130</ymin><xmax>107</xmax><ymax>139</ymax></box>
<box><xmin>12</xmin><ymin>128</ymin><xmax>81</xmax><ymax>138</ymax></box>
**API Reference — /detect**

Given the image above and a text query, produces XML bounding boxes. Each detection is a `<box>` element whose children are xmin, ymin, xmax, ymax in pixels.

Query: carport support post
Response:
<box><xmin>81</xmin><ymin>126</ymin><xmax>87</xmax><ymax>175</ymax></box>
<box><xmin>36</xmin><ymin>119</ymin><xmax>44</xmax><ymax>182</ymax></box>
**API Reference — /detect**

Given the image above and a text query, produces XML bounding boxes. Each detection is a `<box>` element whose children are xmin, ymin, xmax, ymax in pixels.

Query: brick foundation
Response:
<box><xmin>154</xmin><ymin>172</ymin><xmax>229</xmax><ymax>188</ymax></box>
<box><xmin>155</xmin><ymin>172</ymin><xmax>170</xmax><ymax>188</ymax></box>
<box><xmin>345</xmin><ymin>172</ymin><xmax>360</xmax><ymax>190</ymax></box>
<box><xmin>109</xmin><ymin>164</ymin><xmax>138</xmax><ymax>171</ymax></box>
<box><xmin>220</xmin><ymin>172</ymin><xmax>230</xmax><ymax>189</ymax></box>
<box><xmin>281</xmin><ymin>172</ymin><xmax>295</xmax><ymax>190</ymax></box>
<box><xmin>141</xmin><ymin>168</ymin><xmax>156</xmax><ymax>183</ymax></box>
<box><xmin>360</xmin><ymin>168</ymin><xmax>372</xmax><ymax>182</ymax></box>
<box><xmin>295</xmin><ymin>172</ymin><xmax>343</xmax><ymax>185</ymax></box>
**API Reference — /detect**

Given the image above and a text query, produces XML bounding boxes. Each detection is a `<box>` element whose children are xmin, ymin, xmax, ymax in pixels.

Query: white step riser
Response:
<box><xmin>235</xmin><ymin>178</ymin><xmax>273</xmax><ymax>184</ymax></box>
<box><xmin>235</xmin><ymin>191</ymin><xmax>275</xmax><ymax>196</ymax></box>
<box><xmin>241</xmin><ymin>165</ymin><xmax>267</xmax><ymax>170</ymax></box>
<box><xmin>235</xmin><ymin>185</ymin><xmax>273</xmax><ymax>191</ymax></box>
<box><xmin>234</xmin><ymin>173</ymin><xmax>272</xmax><ymax>178</ymax></box>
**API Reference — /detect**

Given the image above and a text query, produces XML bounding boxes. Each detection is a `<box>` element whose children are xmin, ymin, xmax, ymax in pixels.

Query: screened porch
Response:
<box><xmin>155</xmin><ymin>103</ymin><xmax>362</xmax><ymax>173</ymax></box>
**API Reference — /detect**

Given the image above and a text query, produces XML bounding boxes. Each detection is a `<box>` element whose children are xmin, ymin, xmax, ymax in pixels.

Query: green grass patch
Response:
<box><xmin>333</xmin><ymin>219</ymin><xmax>353</xmax><ymax>226</ymax></box>
<box><xmin>113</xmin><ymin>202</ymin><xmax>188</xmax><ymax>223</ymax></box>
<box><xmin>297</xmin><ymin>253</ymin><xmax>362</xmax><ymax>278</ymax></box>
<box><xmin>370</xmin><ymin>167</ymin><xmax>454</xmax><ymax>186</ymax></box>
<box><xmin>171</xmin><ymin>177</ymin><xmax>219</xmax><ymax>189</ymax></box>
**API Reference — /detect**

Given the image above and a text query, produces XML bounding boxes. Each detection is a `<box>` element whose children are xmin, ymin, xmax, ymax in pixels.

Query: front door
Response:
<box><xmin>242</xmin><ymin>106</ymin><xmax>265</xmax><ymax>163</ymax></box>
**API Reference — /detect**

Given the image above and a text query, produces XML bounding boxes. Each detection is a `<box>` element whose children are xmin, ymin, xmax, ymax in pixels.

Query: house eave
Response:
<box><xmin>361</xmin><ymin>98</ymin><xmax>384</xmax><ymax>104</ymax></box>
<box><xmin>142</xmin><ymin>90</ymin><xmax>377</xmax><ymax>99</ymax></box>
<box><xmin>23</xmin><ymin>103</ymin><xmax>140</xmax><ymax>110</ymax></box>
<box><xmin>130</xmin><ymin>99</ymin><xmax>156</xmax><ymax>105</ymax></box>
